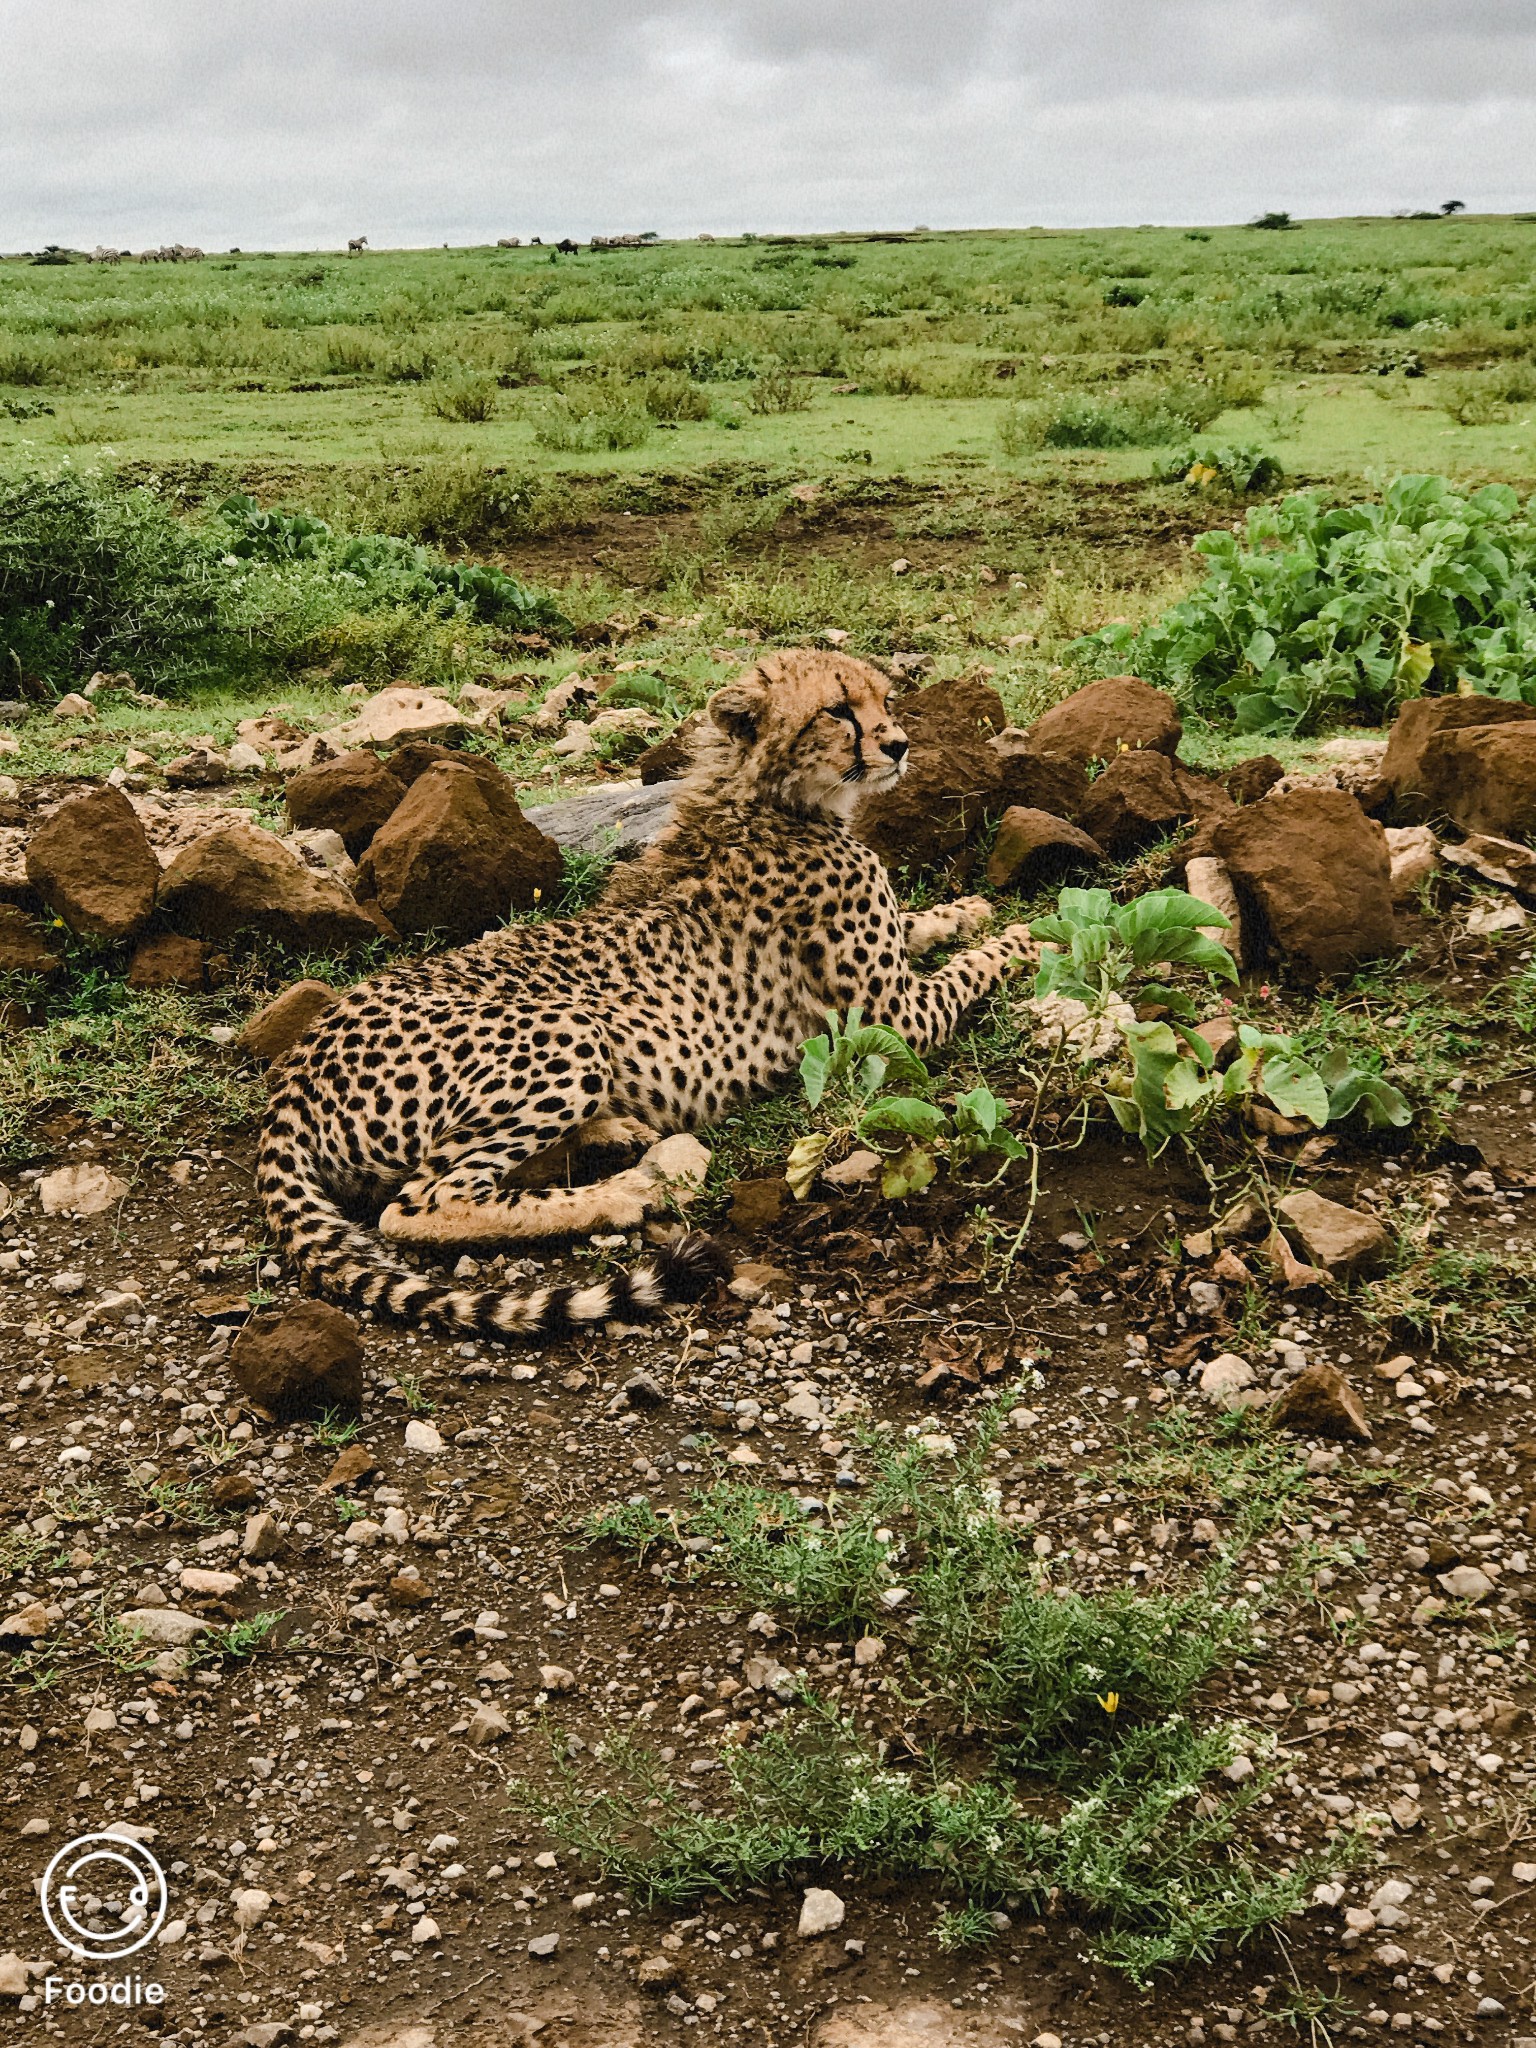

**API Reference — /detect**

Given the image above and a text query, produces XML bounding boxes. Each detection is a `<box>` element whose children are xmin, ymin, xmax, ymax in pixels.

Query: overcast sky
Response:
<box><xmin>3</xmin><ymin>1</ymin><xmax>1532</xmax><ymax>250</ymax></box>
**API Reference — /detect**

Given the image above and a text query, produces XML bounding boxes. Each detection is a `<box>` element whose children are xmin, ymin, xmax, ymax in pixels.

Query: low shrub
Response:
<box><xmin>427</xmin><ymin>371</ymin><xmax>498</xmax><ymax>422</ymax></box>
<box><xmin>1068</xmin><ymin>473</ymin><xmax>1536</xmax><ymax>732</ymax></box>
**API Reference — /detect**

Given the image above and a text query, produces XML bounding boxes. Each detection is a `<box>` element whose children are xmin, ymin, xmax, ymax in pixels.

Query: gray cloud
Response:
<box><xmin>1</xmin><ymin>1</ymin><xmax>1531</xmax><ymax>250</ymax></box>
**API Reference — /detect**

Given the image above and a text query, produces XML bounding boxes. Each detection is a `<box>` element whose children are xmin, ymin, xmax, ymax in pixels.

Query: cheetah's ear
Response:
<box><xmin>708</xmin><ymin>674</ymin><xmax>768</xmax><ymax>745</ymax></box>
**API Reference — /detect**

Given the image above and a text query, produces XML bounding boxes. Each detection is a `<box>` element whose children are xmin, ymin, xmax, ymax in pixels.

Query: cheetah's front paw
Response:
<box><xmin>947</xmin><ymin>894</ymin><xmax>993</xmax><ymax>938</ymax></box>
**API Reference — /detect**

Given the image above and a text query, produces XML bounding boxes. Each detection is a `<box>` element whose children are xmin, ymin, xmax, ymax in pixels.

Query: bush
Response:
<box><xmin>1068</xmin><ymin>473</ymin><xmax>1536</xmax><ymax>732</ymax></box>
<box><xmin>747</xmin><ymin>362</ymin><xmax>813</xmax><ymax>414</ymax></box>
<box><xmin>637</xmin><ymin>370</ymin><xmax>711</xmax><ymax>422</ymax></box>
<box><xmin>1153</xmin><ymin>443</ymin><xmax>1284</xmax><ymax>495</ymax></box>
<box><xmin>427</xmin><ymin>372</ymin><xmax>498</xmax><ymax>422</ymax></box>
<box><xmin>533</xmin><ymin>388</ymin><xmax>652</xmax><ymax>451</ymax></box>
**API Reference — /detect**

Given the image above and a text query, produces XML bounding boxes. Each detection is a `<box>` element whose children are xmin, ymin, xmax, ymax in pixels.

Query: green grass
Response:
<box><xmin>541</xmin><ymin>1388</ymin><xmax>1356</xmax><ymax>1983</ymax></box>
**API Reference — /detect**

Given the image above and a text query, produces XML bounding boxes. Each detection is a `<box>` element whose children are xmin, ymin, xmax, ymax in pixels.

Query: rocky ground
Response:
<box><xmin>2</xmin><ymin>667</ymin><xmax>1536</xmax><ymax>2048</ymax></box>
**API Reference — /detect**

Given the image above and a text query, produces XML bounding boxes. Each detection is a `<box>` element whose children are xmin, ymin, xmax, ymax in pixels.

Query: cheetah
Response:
<box><xmin>256</xmin><ymin>651</ymin><xmax>1033</xmax><ymax>1339</ymax></box>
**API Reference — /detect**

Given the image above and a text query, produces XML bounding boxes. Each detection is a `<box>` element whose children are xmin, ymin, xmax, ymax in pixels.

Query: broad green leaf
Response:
<box><xmin>1259</xmin><ymin>1057</ymin><xmax>1330</xmax><ymax>1127</ymax></box>
<box><xmin>859</xmin><ymin>1097</ymin><xmax>947</xmax><ymax>1141</ymax></box>
<box><xmin>881</xmin><ymin>1144</ymin><xmax>938</xmax><ymax>1200</ymax></box>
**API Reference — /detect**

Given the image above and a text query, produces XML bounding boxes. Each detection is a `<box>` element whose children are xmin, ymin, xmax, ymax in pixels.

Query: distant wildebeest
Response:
<box><xmin>555</xmin><ymin>238</ymin><xmax>579</xmax><ymax>256</ymax></box>
<box><xmin>348</xmin><ymin>236</ymin><xmax>368</xmax><ymax>256</ymax></box>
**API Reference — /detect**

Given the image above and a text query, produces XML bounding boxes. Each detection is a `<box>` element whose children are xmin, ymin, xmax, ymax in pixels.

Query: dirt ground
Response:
<box><xmin>2</xmin><ymin>913</ymin><xmax>1535</xmax><ymax>2048</ymax></box>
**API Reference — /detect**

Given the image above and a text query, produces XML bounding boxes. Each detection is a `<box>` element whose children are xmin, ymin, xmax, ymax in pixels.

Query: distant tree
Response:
<box><xmin>1441</xmin><ymin>199</ymin><xmax>1467</xmax><ymax>215</ymax></box>
<box><xmin>1247</xmin><ymin>210</ymin><xmax>1295</xmax><ymax>231</ymax></box>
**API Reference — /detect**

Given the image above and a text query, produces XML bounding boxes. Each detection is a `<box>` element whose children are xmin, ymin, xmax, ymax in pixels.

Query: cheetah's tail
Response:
<box><xmin>255</xmin><ymin>1114</ymin><xmax>729</xmax><ymax>1341</ymax></box>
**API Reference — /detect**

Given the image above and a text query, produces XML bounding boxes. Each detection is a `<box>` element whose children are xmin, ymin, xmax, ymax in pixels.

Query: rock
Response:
<box><xmin>232</xmin><ymin>1886</ymin><xmax>273</xmax><ymax>1931</ymax></box>
<box><xmin>531</xmin><ymin>673</ymin><xmax>600</xmax><ymax>733</ymax></box>
<box><xmin>230</xmin><ymin>1299</ymin><xmax>365</xmax><ymax>1419</ymax></box>
<box><xmin>1024</xmin><ymin>674</ymin><xmax>1181</xmax><ymax>769</ymax></box>
<box><xmin>238</xmin><ymin>978</ymin><xmax>341</xmax><ymax>1064</ymax></box>
<box><xmin>285</xmin><ymin>750</ymin><xmax>408</xmax><ymax>856</ymax></box>
<box><xmin>242</xmin><ymin>1512</ymin><xmax>282</xmax><ymax>1561</ymax></box>
<box><xmin>1381</xmin><ymin>693</ymin><xmax>1536</xmax><ymax>819</ymax></box>
<box><xmin>1384</xmin><ymin>824</ymin><xmax>1439</xmax><ymax>902</ymax></box>
<box><xmin>984</xmin><ymin>807</ymin><xmax>1102</xmax><ymax>889</ymax></box>
<box><xmin>1276</xmin><ymin>1189</ymin><xmax>1392</xmax><ymax>1276</ymax></box>
<box><xmin>1225</xmin><ymin>754</ymin><xmax>1286</xmax><ymax>806</ymax></box>
<box><xmin>118</xmin><ymin>1607</ymin><xmax>209</xmax><ymax>1647</ymax></box>
<box><xmin>527</xmin><ymin>1930</ymin><xmax>560</xmax><ymax>1957</ymax></box>
<box><xmin>637</xmin><ymin>1954</ymin><xmax>683</xmax><ymax>1989</ymax></box>
<box><xmin>355</xmin><ymin>760</ymin><xmax>562</xmax><ymax>939</ymax></box>
<box><xmin>635</xmin><ymin>714</ymin><xmax>704</xmax><ymax>784</ymax></box>
<box><xmin>465</xmin><ymin>1700</ymin><xmax>512</xmax><ymax>1746</ymax></box>
<box><xmin>0</xmin><ymin>1952</ymin><xmax>34</xmax><ymax>1997</ymax></box>
<box><xmin>321</xmin><ymin>686</ymin><xmax>474</xmax><ymax>752</ymax></box>
<box><xmin>158</xmin><ymin>821</ymin><xmax>384</xmax><ymax>951</ymax></box>
<box><xmin>126</xmin><ymin>931</ymin><xmax>208</xmax><ymax>990</ymax></box>
<box><xmin>1437</xmin><ymin>1563</ymin><xmax>1495</xmax><ymax>1601</ymax></box>
<box><xmin>227</xmin><ymin>740</ymin><xmax>267</xmax><ymax>775</ymax></box>
<box><xmin>53</xmin><ymin>692</ymin><xmax>94</xmax><ymax>719</ymax></box>
<box><xmin>403</xmin><ymin>1417</ymin><xmax>444</xmax><ymax>1454</ymax></box>
<box><xmin>25</xmin><ymin>785</ymin><xmax>159</xmax><ymax>940</ymax></box>
<box><xmin>540</xmin><ymin>1662</ymin><xmax>577</xmax><ymax>1692</ymax></box>
<box><xmin>729</xmin><ymin>1178</ymin><xmax>793</xmax><ymax>1231</ymax></box>
<box><xmin>0</xmin><ymin>1601</ymin><xmax>52</xmax><ymax>1646</ymax></box>
<box><xmin>1271</xmin><ymin>1363</ymin><xmax>1372</xmax><ymax>1442</ymax></box>
<box><xmin>320</xmin><ymin>1443</ymin><xmax>379</xmax><ymax>1491</ymax></box>
<box><xmin>37</xmin><ymin>1163</ymin><xmax>129</xmax><ymax>1217</ymax></box>
<box><xmin>1199</xmin><ymin>1352</ymin><xmax>1256</xmax><ymax>1408</ymax></box>
<box><xmin>1441</xmin><ymin>830</ymin><xmax>1536</xmax><ymax>898</ymax></box>
<box><xmin>858</xmin><ymin>675</ymin><xmax>1016</xmax><ymax>869</ymax></box>
<box><xmin>1184</xmin><ymin>855</ymin><xmax>1245</xmax><ymax>965</ymax></box>
<box><xmin>164</xmin><ymin>746</ymin><xmax>230</xmax><ymax>789</ymax></box>
<box><xmin>525</xmin><ymin>778</ymin><xmax>681</xmax><ymax>860</ymax></box>
<box><xmin>798</xmin><ymin>1886</ymin><xmax>846</xmax><ymax>1937</ymax></box>
<box><xmin>180</xmin><ymin>1566</ymin><xmax>240</xmax><ymax>1597</ymax></box>
<box><xmin>1077</xmin><ymin>748</ymin><xmax>1193</xmax><ymax>856</ymax></box>
<box><xmin>1212</xmin><ymin>786</ymin><xmax>1395</xmax><ymax>976</ymax></box>
<box><xmin>0</xmin><ymin>904</ymin><xmax>61</xmax><ymax>980</ymax></box>
<box><xmin>1417</xmin><ymin>720</ymin><xmax>1536</xmax><ymax>839</ymax></box>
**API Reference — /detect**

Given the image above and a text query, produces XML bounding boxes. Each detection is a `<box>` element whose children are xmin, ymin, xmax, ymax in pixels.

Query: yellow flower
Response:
<box><xmin>1097</xmin><ymin>1691</ymin><xmax>1120</xmax><ymax>1716</ymax></box>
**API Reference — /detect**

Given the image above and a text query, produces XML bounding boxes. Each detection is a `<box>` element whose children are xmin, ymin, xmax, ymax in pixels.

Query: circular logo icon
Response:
<box><xmin>40</xmin><ymin>1833</ymin><xmax>168</xmax><ymax>1960</ymax></box>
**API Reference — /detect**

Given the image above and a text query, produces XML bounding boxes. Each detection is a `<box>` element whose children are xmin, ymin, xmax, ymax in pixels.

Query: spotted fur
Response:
<box><xmin>256</xmin><ymin>651</ymin><xmax>1032</xmax><ymax>1339</ymax></box>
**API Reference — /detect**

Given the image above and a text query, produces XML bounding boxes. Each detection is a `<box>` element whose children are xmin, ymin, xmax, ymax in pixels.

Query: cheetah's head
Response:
<box><xmin>704</xmin><ymin>650</ymin><xmax>908</xmax><ymax>821</ymax></box>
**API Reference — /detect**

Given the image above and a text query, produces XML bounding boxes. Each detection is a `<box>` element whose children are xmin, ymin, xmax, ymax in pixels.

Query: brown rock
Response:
<box><xmin>1418</xmin><ymin>722</ymin><xmax>1536</xmax><ymax>840</ymax></box>
<box><xmin>1212</xmin><ymin>786</ymin><xmax>1395</xmax><ymax>975</ymax></box>
<box><xmin>1276</xmin><ymin>1188</ymin><xmax>1393</xmax><ymax>1276</ymax></box>
<box><xmin>857</xmin><ymin>675</ymin><xmax>1012</xmax><ymax>870</ymax></box>
<box><xmin>990</xmin><ymin>730</ymin><xmax>1090</xmax><ymax>819</ymax></box>
<box><xmin>1077</xmin><ymin>749</ymin><xmax>1192</xmax><ymax>856</ymax></box>
<box><xmin>157</xmin><ymin>822</ymin><xmax>384</xmax><ymax>951</ymax></box>
<box><xmin>0</xmin><ymin>904</ymin><xmax>61</xmax><ymax>980</ymax></box>
<box><xmin>984</xmin><ymin>807</ymin><xmax>1102</xmax><ymax>889</ymax></box>
<box><xmin>354</xmin><ymin>760</ymin><xmax>562</xmax><ymax>939</ymax></box>
<box><xmin>1225</xmin><ymin>755</ymin><xmax>1286</xmax><ymax>806</ymax></box>
<box><xmin>387</xmin><ymin>1573</ymin><xmax>434</xmax><ymax>1609</ymax></box>
<box><xmin>163</xmin><ymin>747</ymin><xmax>230</xmax><ymax>789</ymax></box>
<box><xmin>1024</xmin><ymin>675</ymin><xmax>1182</xmax><ymax>769</ymax></box>
<box><xmin>25</xmin><ymin>785</ymin><xmax>158</xmax><ymax>940</ymax></box>
<box><xmin>1381</xmin><ymin>694</ymin><xmax>1536</xmax><ymax>819</ymax></box>
<box><xmin>230</xmin><ymin>1299</ymin><xmax>365</xmax><ymax>1420</ymax></box>
<box><xmin>729</xmin><ymin>1178</ymin><xmax>793</xmax><ymax>1231</ymax></box>
<box><xmin>1271</xmin><ymin>1362</ymin><xmax>1372</xmax><ymax>1443</ymax></box>
<box><xmin>1440</xmin><ymin>830</ymin><xmax>1536</xmax><ymax>898</ymax></box>
<box><xmin>285</xmin><ymin>750</ymin><xmax>407</xmax><ymax>856</ymax></box>
<box><xmin>636</xmin><ymin>713</ymin><xmax>704</xmax><ymax>786</ymax></box>
<box><xmin>208</xmin><ymin>1471</ymin><xmax>262</xmax><ymax>1511</ymax></box>
<box><xmin>320</xmin><ymin>1443</ymin><xmax>379</xmax><ymax>1491</ymax></box>
<box><xmin>238</xmin><ymin>979</ymin><xmax>341</xmax><ymax>1063</ymax></box>
<box><xmin>126</xmin><ymin>931</ymin><xmax>208</xmax><ymax>990</ymax></box>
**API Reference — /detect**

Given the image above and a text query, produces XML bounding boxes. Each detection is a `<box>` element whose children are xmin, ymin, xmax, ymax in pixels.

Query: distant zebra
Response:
<box><xmin>496</xmin><ymin>237</ymin><xmax>521</xmax><ymax>248</ymax></box>
<box><xmin>348</xmin><ymin>235</ymin><xmax>368</xmax><ymax>256</ymax></box>
<box><xmin>89</xmin><ymin>246</ymin><xmax>126</xmax><ymax>264</ymax></box>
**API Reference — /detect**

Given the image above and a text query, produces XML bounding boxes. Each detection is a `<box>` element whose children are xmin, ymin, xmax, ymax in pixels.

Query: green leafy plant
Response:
<box><xmin>786</xmin><ymin>1010</ymin><xmax>1024</xmax><ymax>1199</ymax></box>
<box><xmin>1155</xmin><ymin>443</ymin><xmax>1283</xmax><ymax>495</ymax></box>
<box><xmin>1067</xmin><ymin>475</ymin><xmax>1536</xmax><ymax>734</ymax></box>
<box><xmin>1032</xmin><ymin>887</ymin><xmax>1238</xmax><ymax>1020</ymax></box>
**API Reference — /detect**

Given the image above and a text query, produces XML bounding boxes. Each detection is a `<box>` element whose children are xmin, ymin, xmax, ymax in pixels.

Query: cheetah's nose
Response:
<box><xmin>881</xmin><ymin>737</ymin><xmax>909</xmax><ymax>763</ymax></box>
